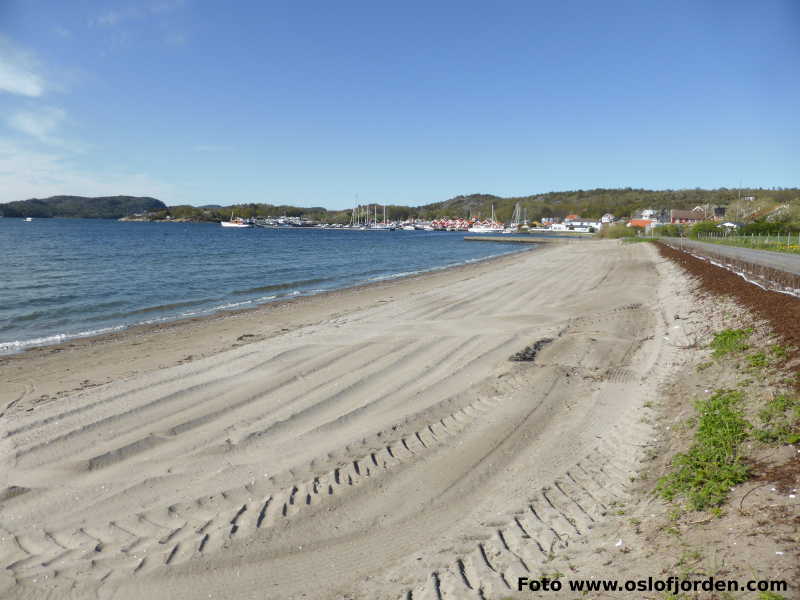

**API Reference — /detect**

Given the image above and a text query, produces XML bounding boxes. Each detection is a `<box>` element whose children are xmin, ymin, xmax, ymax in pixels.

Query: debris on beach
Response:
<box><xmin>509</xmin><ymin>338</ymin><xmax>553</xmax><ymax>362</ymax></box>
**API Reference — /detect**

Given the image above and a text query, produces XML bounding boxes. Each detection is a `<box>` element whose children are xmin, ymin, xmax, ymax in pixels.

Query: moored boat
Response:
<box><xmin>467</xmin><ymin>204</ymin><xmax>504</xmax><ymax>233</ymax></box>
<box><xmin>220</xmin><ymin>212</ymin><xmax>252</xmax><ymax>228</ymax></box>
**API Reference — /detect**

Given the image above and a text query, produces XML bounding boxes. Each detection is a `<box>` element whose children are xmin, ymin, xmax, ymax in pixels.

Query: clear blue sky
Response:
<box><xmin>1</xmin><ymin>0</ymin><xmax>798</xmax><ymax>209</ymax></box>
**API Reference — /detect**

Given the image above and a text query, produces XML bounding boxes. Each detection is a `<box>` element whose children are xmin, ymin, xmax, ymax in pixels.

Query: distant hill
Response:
<box><xmin>412</xmin><ymin>188</ymin><xmax>800</xmax><ymax>223</ymax></box>
<box><xmin>0</xmin><ymin>195</ymin><xmax>167</xmax><ymax>218</ymax></box>
<box><xmin>3</xmin><ymin>188</ymin><xmax>799</xmax><ymax>223</ymax></box>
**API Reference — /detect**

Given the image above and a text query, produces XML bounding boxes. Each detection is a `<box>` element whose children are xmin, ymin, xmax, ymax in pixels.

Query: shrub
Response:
<box><xmin>689</xmin><ymin>221</ymin><xmax>721</xmax><ymax>239</ymax></box>
<box><xmin>601</xmin><ymin>223</ymin><xmax>638</xmax><ymax>239</ymax></box>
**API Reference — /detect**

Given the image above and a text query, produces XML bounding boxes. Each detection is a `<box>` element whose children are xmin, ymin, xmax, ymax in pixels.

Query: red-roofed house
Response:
<box><xmin>627</xmin><ymin>218</ymin><xmax>655</xmax><ymax>230</ymax></box>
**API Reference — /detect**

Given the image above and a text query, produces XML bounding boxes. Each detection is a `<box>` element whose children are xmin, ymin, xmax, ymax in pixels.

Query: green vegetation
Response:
<box><xmin>427</xmin><ymin>187</ymin><xmax>799</xmax><ymax>224</ymax></box>
<box><xmin>657</xmin><ymin>390</ymin><xmax>750</xmax><ymax>510</ymax></box>
<box><xmin>651</xmin><ymin>223</ymin><xmax>686</xmax><ymax>237</ymax></box>
<box><xmin>3</xmin><ymin>187</ymin><xmax>800</xmax><ymax>224</ymax></box>
<box><xmin>661</xmin><ymin>325</ymin><xmax>799</xmax><ymax>512</ymax></box>
<box><xmin>757</xmin><ymin>593</ymin><xmax>789</xmax><ymax>600</ymax></box>
<box><xmin>598</xmin><ymin>223</ymin><xmax>638</xmax><ymax>238</ymax></box>
<box><xmin>747</xmin><ymin>352</ymin><xmax>769</xmax><ymax>369</ymax></box>
<box><xmin>620</xmin><ymin>236</ymin><xmax>656</xmax><ymax>243</ymax></box>
<box><xmin>709</xmin><ymin>329</ymin><xmax>752</xmax><ymax>358</ymax></box>
<box><xmin>770</xmin><ymin>344</ymin><xmax>790</xmax><ymax>360</ymax></box>
<box><xmin>686</xmin><ymin>215</ymin><xmax>800</xmax><ymax>253</ymax></box>
<box><xmin>689</xmin><ymin>221</ymin><xmax>721</xmax><ymax>239</ymax></box>
<box><xmin>753</xmin><ymin>394</ymin><xmax>800</xmax><ymax>444</ymax></box>
<box><xmin>0</xmin><ymin>195</ymin><xmax>165</xmax><ymax>218</ymax></box>
<box><xmin>688</xmin><ymin>232</ymin><xmax>800</xmax><ymax>254</ymax></box>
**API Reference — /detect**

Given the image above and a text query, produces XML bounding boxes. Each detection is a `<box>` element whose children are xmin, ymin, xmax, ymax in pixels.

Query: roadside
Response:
<box><xmin>659</xmin><ymin>238</ymin><xmax>800</xmax><ymax>277</ymax></box>
<box><xmin>687</xmin><ymin>234</ymin><xmax>800</xmax><ymax>256</ymax></box>
<box><xmin>499</xmin><ymin>241</ymin><xmax>800</xmax><ymax>599</ymax></box>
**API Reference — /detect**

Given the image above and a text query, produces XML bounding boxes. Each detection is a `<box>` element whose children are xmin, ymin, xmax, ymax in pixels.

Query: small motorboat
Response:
<box><xmin>220</xmin><ymin>212</ymin><xmax>252</xmax><ymax>228</ymax></box>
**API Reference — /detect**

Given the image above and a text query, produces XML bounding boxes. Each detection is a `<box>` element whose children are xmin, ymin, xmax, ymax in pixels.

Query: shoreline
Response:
<box><xmin>0</xmin><ymin>242</ymin><xmax>539</xmax><ymax>358</ymax></box>
<box><xmin>0</xmin><ymin>243</ymin><xmax>556</xmax><ymax>411</ymax></box>
<box><xmin>0</xmin><ymin>239</ymin><xmax>693</xmax><ymax>599</ymax></box>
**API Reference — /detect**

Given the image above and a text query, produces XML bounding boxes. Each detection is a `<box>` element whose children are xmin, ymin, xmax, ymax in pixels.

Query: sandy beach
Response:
<box><xmin>0</xmin><ymin>239</ymin><xmax>695</xmax><ymax>599</ymax></box>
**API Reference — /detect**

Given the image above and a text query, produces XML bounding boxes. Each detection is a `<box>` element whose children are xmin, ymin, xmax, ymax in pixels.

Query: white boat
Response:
<box><xmin>402</xmin><ymin>225</ymin><xmax>415</xmax><ymax>231</ymax></box>
<box><xmin>467</xmin><ymin>204</ymin><xmax>504</xmax><ymax>233</ymax></box>
<box><xmin>220</xmin><ymin>221</ymin><xmax>251</xmax><ymax>228</ymax></box>
<box><xmin>24</xmin><ymin>217</ymin><xmax>33</xmax><ymax>222</ymax></box>
<box><xmin>220</xmin><ymin>212</ymin><xmax>252</xmax><ymax>228</ymax></box>
<box><xmin>502</xmin><ymin>202</ymin><xmax>526</xmax><ymax>233</ymax></box>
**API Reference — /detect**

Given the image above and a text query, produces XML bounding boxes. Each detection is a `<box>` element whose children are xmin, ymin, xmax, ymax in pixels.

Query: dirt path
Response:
<box><xmin>0</xmin><ymin>240</ymin><xmax>692</xmax><ymax>599</ymax></box>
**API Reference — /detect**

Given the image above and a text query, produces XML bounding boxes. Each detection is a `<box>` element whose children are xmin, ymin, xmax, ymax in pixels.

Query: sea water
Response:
<box><xmin>0</xmin><ymin>219</ymin><xmax>530</xmax><ymax>354</ymax></box>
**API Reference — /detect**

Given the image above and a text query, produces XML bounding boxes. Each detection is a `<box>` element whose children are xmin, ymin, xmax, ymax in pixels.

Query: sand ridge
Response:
<box><xmin>0</xmin><ymin>240</ymin><xmax>691</xmax><ymax>599</ymax></box>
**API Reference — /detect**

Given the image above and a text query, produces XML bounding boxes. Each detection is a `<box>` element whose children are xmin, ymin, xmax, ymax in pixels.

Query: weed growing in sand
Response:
<box><xmin>747</xmin><ymin>352</ymin><xmax>769</xmax><ymax>369</ymax></box>
<box><xmin>657</xmin><ymin>390</ymin><xmax>750</xmax><ymax>510</ymax></box>
<box><xmin>709</xmin><ymin>328</ymin><xmax>752</xmax><ymax>358</ymax></box>
<box><xmin>770</xmin><ymin>344</ymin><xmax>790</xmax><ymax>360</ymax></box>
<box><xmin>753</xmin><ymin>394</ymin><xmax>800</xmax><ymax>444</ymax></box>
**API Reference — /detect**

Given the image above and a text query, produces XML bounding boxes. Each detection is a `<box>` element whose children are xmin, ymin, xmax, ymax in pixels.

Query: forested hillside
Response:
<box><xmin>3</xmin><ymin>188</ymin><xmax>798</xmax><ymax>223</ymax></box>
<box><xmin>0</xmin><ymin>196</ymin><xmax>166</xmax><ymax>218</ymax></box>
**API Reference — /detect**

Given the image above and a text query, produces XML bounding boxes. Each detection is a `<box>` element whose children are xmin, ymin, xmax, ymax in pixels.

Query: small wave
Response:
<box><xmin>232</xmin><ymin>277</ymin><xmax>333</xmax><ymax>295</ymax></box>
<box><xmin>368</xmin><ymin>270</ymin><xmax>420</xmax><ymax>282</ymax></box>
<box><xmin>126</xmin><ymin>298</ymin><xmax>215</xmax><ymax>316</ymax></box>
<box><xmin>209</xmin><ymin>299</ymin><xmax>255</xmax><ymax>311</ymax></box>
<box><xmin>0</xmin><ymin>325</ymin><xmax>127</xmax><ymax>354</ymax></box>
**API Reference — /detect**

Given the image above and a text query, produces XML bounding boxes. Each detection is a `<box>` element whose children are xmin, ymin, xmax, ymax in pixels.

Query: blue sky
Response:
<box><xmin>0</xmin><ymin>0</ymin><xmax>798</xmax><ymax>209</ymax></box>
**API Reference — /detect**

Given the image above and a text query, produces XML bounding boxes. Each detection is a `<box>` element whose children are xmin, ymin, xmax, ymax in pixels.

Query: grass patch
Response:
<box><xmin>657</xmin><ymin>390</ymin><xmax>750</xmax><ymax>510</ymax></box>
<box><xmin>709</xmin><ymin>328</ymin><xmax>751</xmax><ymax>358</ymax></box>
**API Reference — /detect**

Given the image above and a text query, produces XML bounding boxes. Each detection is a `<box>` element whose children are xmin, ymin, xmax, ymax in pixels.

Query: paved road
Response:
<box><xmin>663</xmin><ymin>238</ymin><xmax>800</xmax><ymax>276</ymax></box>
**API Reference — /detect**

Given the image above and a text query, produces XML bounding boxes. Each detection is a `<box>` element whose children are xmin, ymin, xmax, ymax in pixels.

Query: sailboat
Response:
<box><xmin>503</xmin><ymin>202</ymin><xmax>524</xmax><ymax>233</ymax></box>
<box><xmin>467</xmin><ymin>204</ymin><xmax>504</xmax><ymax>233</ymax></box>
<box><xmin>369</xmin><ymin>205</ymin><xmax>394</xmax><ymax>230</ymax></box>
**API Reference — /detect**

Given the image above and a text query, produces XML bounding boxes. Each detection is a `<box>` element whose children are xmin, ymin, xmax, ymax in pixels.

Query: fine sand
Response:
<box><xmin>0</xmin><ymin>240</ymin><xmax>693</xmax><ymax>599</ymax></box>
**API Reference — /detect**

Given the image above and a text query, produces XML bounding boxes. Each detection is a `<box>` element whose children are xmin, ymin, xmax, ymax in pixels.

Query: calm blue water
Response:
<box><xmin>0</xmin><ymin>219</ymin><xmax>530</xmax><ymax>354</ymax></box>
